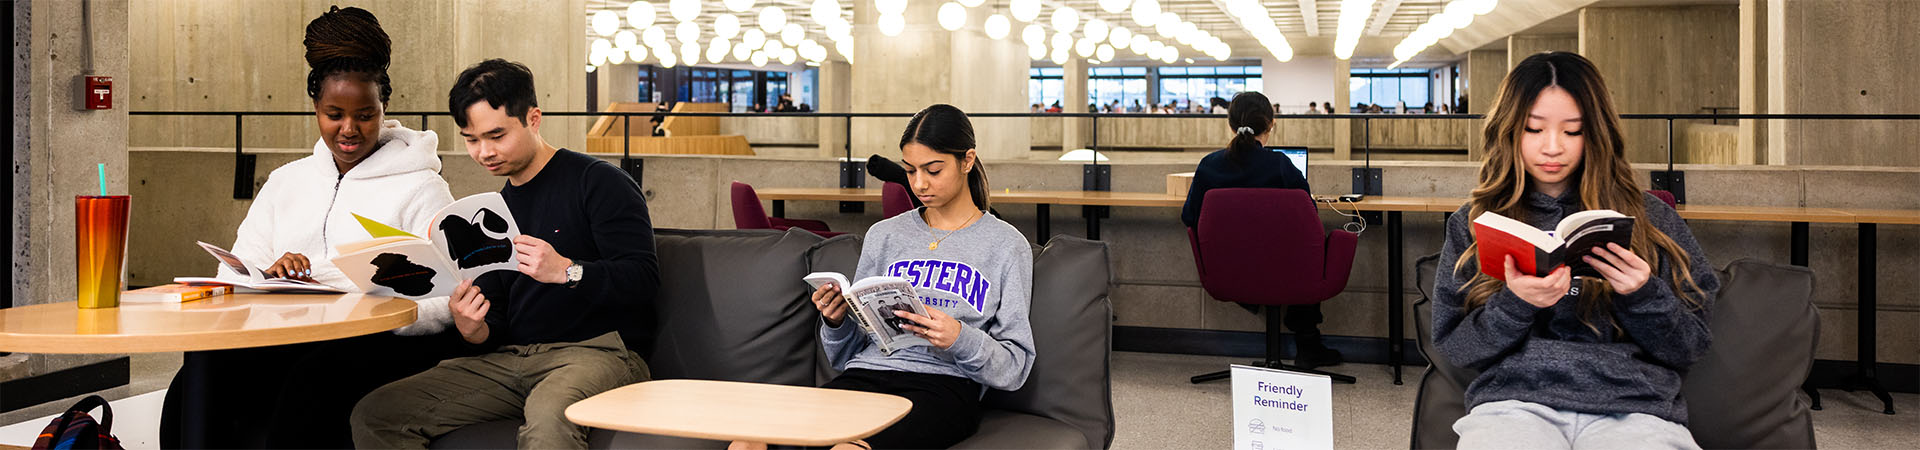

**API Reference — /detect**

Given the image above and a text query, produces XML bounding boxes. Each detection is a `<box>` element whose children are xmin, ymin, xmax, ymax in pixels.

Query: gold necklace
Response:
<box><xmin>926</xmin><ymin>210</ymin><xmax>981</xmax><ymax>251</ymax></box>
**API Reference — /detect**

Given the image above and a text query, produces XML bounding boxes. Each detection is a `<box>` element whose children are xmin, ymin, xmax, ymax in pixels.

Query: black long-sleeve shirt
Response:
<box><xmin>475</xmin><ymin>149</ymin><xmax>660</xmax><ymax>352</ymax></box>
<box><xmin>1180</xmin><ymin>147</ymin><xmax>1309</xmax><ymax>228</ymax></box>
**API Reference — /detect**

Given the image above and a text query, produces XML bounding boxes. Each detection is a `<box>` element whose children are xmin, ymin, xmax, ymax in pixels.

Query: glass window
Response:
<box><xmin>1350</xmin><ymin>68</ymin><xmax>1436</xmax><ymax>111</ymax></box>
<box><xmin>1087</xmin><ymin>66</ymin><xmax>1150</xmax><ymax>111</ymax></box>
<box><xmin>1156</xmin><ymin>65</ymin><xmax>1261</xmax><ymax>109</ymax></box>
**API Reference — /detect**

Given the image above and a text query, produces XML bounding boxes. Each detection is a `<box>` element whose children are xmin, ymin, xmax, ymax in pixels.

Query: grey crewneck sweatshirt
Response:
<box><xmin>1432</xmin><ymin>187</ymin><xmax>1720</xmax><ymax>425</ymax></box>
<box><xmin>820</xmin><ymin>208</ymin><xmax>1037</xmax><ymax>392</ymax></box>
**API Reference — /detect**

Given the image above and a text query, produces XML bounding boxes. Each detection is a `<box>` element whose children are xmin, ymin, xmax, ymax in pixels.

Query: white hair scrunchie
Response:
<box><xmin>1235</xmin><ymin>126</ymin><xmax>1255</xmax><ymax>135</ymax></box>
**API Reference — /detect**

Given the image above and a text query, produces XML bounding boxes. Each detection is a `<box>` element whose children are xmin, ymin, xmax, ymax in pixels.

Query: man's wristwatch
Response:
<box><xmin>564</xmin><ymin>263</ymin><xmax>584</xmax><ymax>288</ymax></box>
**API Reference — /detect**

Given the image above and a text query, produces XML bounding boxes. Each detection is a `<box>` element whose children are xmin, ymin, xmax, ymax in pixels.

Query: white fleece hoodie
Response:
<box><xmin>219</xmin><ymin>120</ymin><xmax>455</xmax><ymax>335</ymax></box>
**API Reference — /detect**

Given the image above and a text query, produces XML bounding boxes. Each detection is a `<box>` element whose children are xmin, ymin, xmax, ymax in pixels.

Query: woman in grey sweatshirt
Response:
<box><xmin>797</xmin><ymin>105</ymin><xmax>1036</xmax><ymax>450</ymax></box>
<box><xmin>1432</xmin><ymin>52</ymin><xmax>1720</xmax><ymax>449</ymax></box>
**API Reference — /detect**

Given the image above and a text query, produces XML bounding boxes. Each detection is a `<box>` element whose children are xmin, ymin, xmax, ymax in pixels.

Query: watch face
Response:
<box><xmin>567</xmin><ymin>264</ymin><xmax>583</xmax><ymax>281</ymax></box>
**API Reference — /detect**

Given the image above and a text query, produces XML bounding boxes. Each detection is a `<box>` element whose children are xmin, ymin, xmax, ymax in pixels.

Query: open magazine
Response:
<box><xmin>804</xmin><ymin>273</ymin><xmax>932</xmax><ymax>355</ymax></box>
<box><xmin>174</xmin><ymin>241</ymin><xmax>346</xmax><ymax>293</ymax></box>
<box><xmin>331</xmin><ymin>193</ymin><xmax>521</xmax><ymax>299</ymax></box>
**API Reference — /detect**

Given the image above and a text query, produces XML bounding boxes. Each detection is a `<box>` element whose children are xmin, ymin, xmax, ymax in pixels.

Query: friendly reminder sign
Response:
<box><xmin>1231</xmin><ymin>364</ymin><xmax>1333</xmax><ymax>450</ymax></box>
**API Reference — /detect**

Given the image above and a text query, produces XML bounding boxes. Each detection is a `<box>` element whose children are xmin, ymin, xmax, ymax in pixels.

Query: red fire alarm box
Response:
<box><xmin>75</xmin><ymin>76</ymin><xmax>112</xmax><ymax>110</ymax></box>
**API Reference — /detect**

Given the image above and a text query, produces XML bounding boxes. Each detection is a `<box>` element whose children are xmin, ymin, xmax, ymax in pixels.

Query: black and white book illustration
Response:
<box><xmin>803</xmin><ymin>273</ymin><xmax>933</xmax><ymax>355</ymax></box>
<box><xmin>427</xmin><ymin>193</ymin><xmax>521</xmax><ymax>278</ymax></box>
<box><xmin>331</xmin><ymin>193</ymin><xmax>520</xmax><ymax>300</ymax></box>
<box><xmin>174</xmin><ymin>241</ymin><xmax>347</xmax><ymax>293</ymax></box>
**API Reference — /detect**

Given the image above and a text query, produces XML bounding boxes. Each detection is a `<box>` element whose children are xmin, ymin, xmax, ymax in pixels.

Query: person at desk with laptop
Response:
<box><xmin>1179</xmin><ymin>91</ymin><xmax>1343</xmax><ymax>369</ymax></box>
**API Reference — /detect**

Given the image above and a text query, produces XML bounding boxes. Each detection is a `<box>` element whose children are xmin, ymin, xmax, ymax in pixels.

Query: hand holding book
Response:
<box><xmin>1582</xmin><ymin>242</ymin><xmax>1652</xmax><ymax>295</ymax></box>
<box><xmin>892</xmin><ymin>306</ymin><xmax>961</xmax><ymax>349</ymax></box>
<box><xmin>1505</xmin><ymin>255</ymin><xmax>1572</xmax><ymax>308</ymax></box>
<box><xmin>811</xmin><ymin>283</ymin><xmax>850</xmax><ymax>327</ymax></box>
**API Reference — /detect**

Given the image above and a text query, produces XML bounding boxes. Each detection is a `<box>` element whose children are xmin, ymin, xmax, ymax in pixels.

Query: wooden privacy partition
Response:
<box><xmin>585</xmin><ymin>102</ymin><xmax>753</xmax><ymax>156</ymax></box>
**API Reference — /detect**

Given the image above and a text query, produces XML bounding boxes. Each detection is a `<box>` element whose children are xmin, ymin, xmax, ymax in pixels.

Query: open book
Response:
<box><xmin>1473</xmin><ymin>209</ymin><xmax>1636</xmax><ymax>281</ymax></box>
<box><xmin>175</xmin><ymin>242</ymin><xmax>347</xmax><ymax>293</ymax></box>
<box><xmin>804</xmin><ymin>273</ymin><xmax>932</xmax><ymax>355</ymax></box>
<box><xmin>330</xmin><ymin>193</ymin><xmax>521</xmax><ymax>299</ymax></box>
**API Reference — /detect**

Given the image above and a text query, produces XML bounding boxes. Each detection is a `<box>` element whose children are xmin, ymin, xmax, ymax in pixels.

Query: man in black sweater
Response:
<box><xmin>352</xmin><ymin>59</ymin><xmax>659</xmax><ymax>449</ymax></box>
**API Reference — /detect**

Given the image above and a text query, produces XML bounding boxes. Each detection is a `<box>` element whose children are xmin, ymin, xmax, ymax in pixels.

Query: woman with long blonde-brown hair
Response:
<box><xmin>1431</xmin><ymin>52</ymin><xmax>1720</xmax><ymax>449</ymax></box>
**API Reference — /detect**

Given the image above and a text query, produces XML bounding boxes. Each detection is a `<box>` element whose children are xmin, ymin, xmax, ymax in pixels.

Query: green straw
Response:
<box><xmin>96</xmin><ymin>163</ymin><xmax>107</xmax><ymax>196</ymax></box>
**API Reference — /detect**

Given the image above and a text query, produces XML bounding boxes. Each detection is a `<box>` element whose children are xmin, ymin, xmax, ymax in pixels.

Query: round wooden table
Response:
<box><xmin>0</xmin><ymin>293</ymin><xmax>417</xmax><ymax>353</ymax></box>
<box><xmin>565</xmin><ymin>379</ymin><xmax>913</xmax><ymax>446</ymax></box>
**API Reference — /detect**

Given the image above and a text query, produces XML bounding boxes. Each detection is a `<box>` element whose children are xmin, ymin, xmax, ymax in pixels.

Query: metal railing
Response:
<box><xmin>129</xmin><ymin>110</ymin><xmax>1920</xmax><ymax>201</ymax></box>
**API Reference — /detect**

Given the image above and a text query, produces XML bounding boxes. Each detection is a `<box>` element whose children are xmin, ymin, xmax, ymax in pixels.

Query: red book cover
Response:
<box><xmin>1474</xmin><ymin>220</ymin><xmax>1556</xmax><ymax>280</ymax></box>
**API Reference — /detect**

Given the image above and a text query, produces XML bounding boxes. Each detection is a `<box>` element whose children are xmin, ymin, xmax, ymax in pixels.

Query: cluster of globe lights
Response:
<box><xmin>1387</xmin><ymin>0</ymin><xmax>1496</xmax><ymax>68</ymax></box>
<box><xmin>587</xmin><ymin>0</ymin><xmax>852</xmax><ymax>72</ymax></box>
<box><xmin>1006</xmin><ymin>0</ymin><xmax>1279</xmax><ymax>66</ymax></box>
<box><xmin>588</xmin><ymin>0</ymin><xmax>1311</xmax><ymax>71</ymax></box>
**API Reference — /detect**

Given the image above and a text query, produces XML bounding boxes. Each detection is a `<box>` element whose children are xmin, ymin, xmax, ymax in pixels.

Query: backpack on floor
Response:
<box><xmin>31</xmin><ymin>395</ymin><xmax>124</xmax><ymax>450</ymax></box>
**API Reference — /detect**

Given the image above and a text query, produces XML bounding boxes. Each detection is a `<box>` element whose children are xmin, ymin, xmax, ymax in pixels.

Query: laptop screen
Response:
<box><xmin>1268</xmin><ymin>146</ymin><xmax>1309</xmax><ymax>183</ymax></box>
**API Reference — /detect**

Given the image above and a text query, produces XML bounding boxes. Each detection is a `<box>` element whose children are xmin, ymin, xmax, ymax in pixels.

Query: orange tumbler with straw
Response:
<box><xmin>77</xmin><ymin>163</ymin><xmax>129</xmax><ymax>309</ymax></box>
<box><xmin>76</xmin><ymin>195</ymin><xmax>130</xmax><ymax>309</ymax></box>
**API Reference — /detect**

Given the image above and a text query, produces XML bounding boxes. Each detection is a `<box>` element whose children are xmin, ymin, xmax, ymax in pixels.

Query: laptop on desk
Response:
<box><xmin>1267</xmin><ymin>146</ymin><xmax>1309</xmax><ymax>184</ymax></box>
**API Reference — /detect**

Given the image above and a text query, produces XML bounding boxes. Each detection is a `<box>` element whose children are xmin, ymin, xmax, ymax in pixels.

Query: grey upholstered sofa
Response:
<box><xmin>1409</xmin><ymin>256</ymin><xmax>1819</xmax><ymax>449</ymax></box>
<box><xmin>431</xmin><ymin>228</ymin><xmax>1116</xmax><ymax>449</ymax></box>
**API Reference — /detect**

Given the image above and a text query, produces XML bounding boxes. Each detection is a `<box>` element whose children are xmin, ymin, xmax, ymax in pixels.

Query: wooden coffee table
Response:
<box><xmin>565</xmin><ymin>379</ymin><xmax>913</xmax><ymax>446</ymax></box>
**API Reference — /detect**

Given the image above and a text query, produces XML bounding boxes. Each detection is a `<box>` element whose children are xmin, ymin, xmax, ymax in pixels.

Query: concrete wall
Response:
<box><xmin>8</xmin><ymin>0</ymin><xmax>132</xmax><ymax>382</ymax></box>
<box><xmin>1771</xmin><ymin>0</ymin><xmax>1920</xmax><ymax>167</ymax></box>
<box><xmin>847</xmin><ymin>0</ymin><xmax>1030</xmax><ymax>162</ymax></box>
<box><xmin>125</xmin><ymin>0</ymin><xmax>590</xmax><ymax>153</ymax></box>
<box><xmin>1462</xmin><ymin>49</ymin><xmax>1507</xmax><ymax>160</ymax></box>
<box><xmin>124</xmin><ymin>148</ymin><xmax>1920</xmax><ymax>365</ymax></box>
<box><xmin>1261</xmin><ymin>56</ymin><xmax>1336</xmax><ymax>114</ymax></box>
<box><xmin>1579</xmin><ymin>5</ymin><xmax>1740</xmax><ymax>164</ymax></box>
<box><xmin>1506</xmin><ymin>35</ymin><xmax>1578</xmax><ymax>69</ymax></box>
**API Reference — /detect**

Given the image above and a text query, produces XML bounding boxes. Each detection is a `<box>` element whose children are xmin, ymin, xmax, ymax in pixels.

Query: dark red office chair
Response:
<box><xmin>1648</xmin><ymin>190</ymin><xmax>1678</xmax><ymax>208</ymax></box>
<box><xmin>730</xmin><ymin>181</ymin><xmax>844</xmax><ymax>238</ymax></box>
<box><xmin>1188</xmin><ymin>188</ymin><xmax>1358</xmax><ymax>384</ymax></box>
<box><xmin>881</xmin><ymin>182</ymin><xmax>915</xmax><ymax>218</ymax></box>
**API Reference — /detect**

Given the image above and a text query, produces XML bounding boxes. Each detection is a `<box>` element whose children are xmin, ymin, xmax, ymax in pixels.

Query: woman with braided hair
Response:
<box><xmin>160</xmin><ymin>6</ymin><xmax>459</xmax><ymax>448</ymax></box>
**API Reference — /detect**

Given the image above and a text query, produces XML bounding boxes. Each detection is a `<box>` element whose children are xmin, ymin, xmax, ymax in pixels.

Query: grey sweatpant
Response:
<box><xmin>1453</xmin><ymin>400</ymin><xmax>1701</xmax><ymax>450</ymax></box>
<box><xmin>350</xmin><ymin>332</ymin><xmax>648</xmax><ymax>449</ymax></box>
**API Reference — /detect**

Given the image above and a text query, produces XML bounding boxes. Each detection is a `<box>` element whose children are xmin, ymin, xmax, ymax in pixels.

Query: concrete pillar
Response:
<box><xmin>1464</xmin><ymin>49</ymin><xmax>1508</xmax><ymax>160</ymax></box>
<box><xmin>1332</xmin><ymin>58</ymin><xmax>1351</xmax><ymax>160</ymax></box>
<box><xmin>817</xmin><ymin>60</ymin><xmax>852</xmax><ymax>159</ymax></box>
<box><xmin>850</xmin><ymin>0</ymin><xmax>1030</xmax><ymax>161</ymax></box>
<box><xmin>1580</xmin><ymin>5</ymin><xmax>1738</xmax><ymax>164</ymax></box>
<box><xmin>1507</xmin><ymin>35</ymin><xmax>1578</xmax><ymax>69</ymax></box>
<box><xmin>10</xmin><ymin>0</ymin><xmax>131</xmax><ymax>381</ymax></box>
<box><xmin>1738</xmin><ymin>0</ymin><xmax>1767</xmax><ymax>164</ymax></box>
<box><xmin>1767</xmin><ymin>0</ymin><xmax>1920</xmax><ymax>167</ymax></box>
<box><xmin>1764</xmin><ymin>0</ymin><xmax>1787</xmax><ymax>165</ymax></box>
<box><xmin>604</xmin><ymin>63</ymin><xmax>640</xmax><ymax>105</ymax></box>
<box><xmin>1061</xmin><ymin>58</ymin><xmax>1089</xmax><ymax>152</ymax></box>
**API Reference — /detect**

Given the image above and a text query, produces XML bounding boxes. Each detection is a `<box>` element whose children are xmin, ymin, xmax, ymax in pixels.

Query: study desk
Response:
<box><xmin>0</xmin><ymin>293</ymin><xmax>417</xmax><ymax>447</ymax></box>
<box><xmin>565</xmin><ymin>379</ymin><xmax>912</xmax><ymax>446</ymax></box>
<box><xmin>756</xmin><ymin>187</ymin><xmax>1914</xmax><ymax>407</ymax></box>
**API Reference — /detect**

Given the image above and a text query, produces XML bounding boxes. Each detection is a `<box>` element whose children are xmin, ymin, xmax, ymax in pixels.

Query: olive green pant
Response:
<box><xmin>350</xmin><ymin>332</ymin><xmax>648</xmax><ymax>449</ymax></box>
